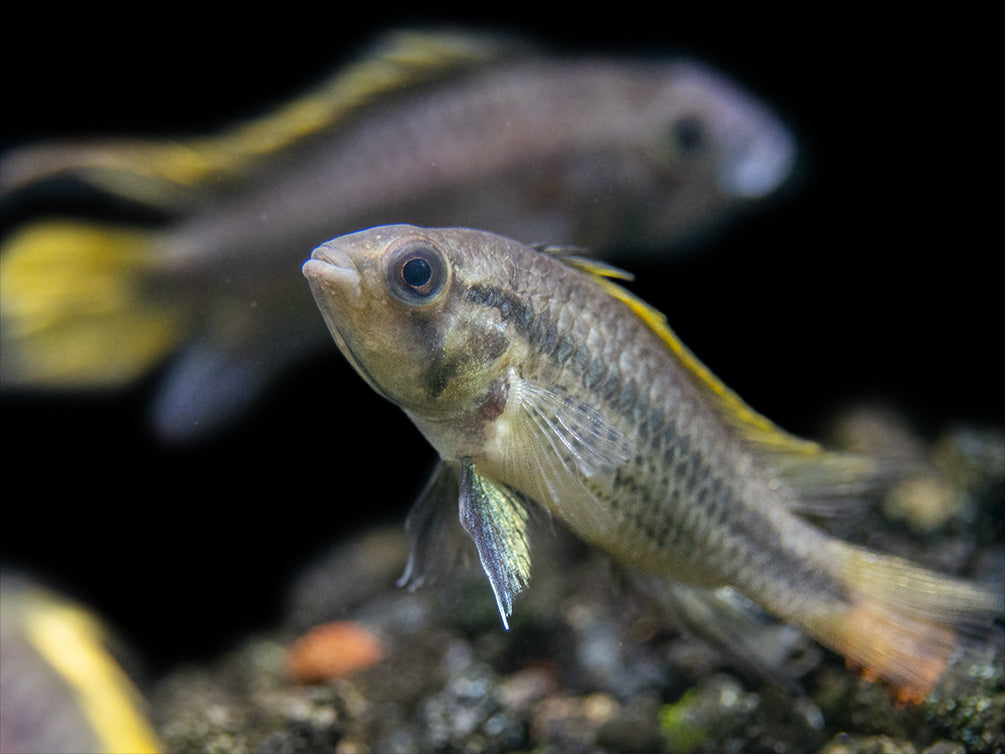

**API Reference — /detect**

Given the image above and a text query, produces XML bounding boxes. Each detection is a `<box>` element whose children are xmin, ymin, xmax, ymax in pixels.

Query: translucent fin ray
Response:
<box><xmin>458</xmin><ymin>459</ymin><xmax>531</xmax><ymax>629</ymax></box>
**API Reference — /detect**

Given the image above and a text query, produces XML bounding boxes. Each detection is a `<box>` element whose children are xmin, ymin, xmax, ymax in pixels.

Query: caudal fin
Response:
<box><xmin>0</xmin><ymin>221</ymin><xmax>188</xmax><ymax>389</ymax></box>
<box><xmin>805</xmin><ymin>543</ymin><xmax>1002</xmax><ymax>704</ymax></box>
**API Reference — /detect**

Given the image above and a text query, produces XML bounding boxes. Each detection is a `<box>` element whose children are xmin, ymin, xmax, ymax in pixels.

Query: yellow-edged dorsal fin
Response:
<box><xmin>184</xmin><ymin>29</ymin><xmax>526</xmax><ymax>180</ymax></box>
<box><xmin>536</xmin><ymin>246</ymin><xmax>637</xmax><ymax>282</ymax></box>
<box><xmin>599</xmin><ymin>275</ymin><xmax>823</xmax><ymax>458</ymax></box>
<box><xmin>548</xmin><ymin>247</ymin><xmax>823</xmax><ymax>459</ymax></box>
<box><xmin>0</xmin><ymin>30</ymin><xmax>525</xmax><ymax>207</ymax></box>
<box><xmin>547</xmin><ymin>247</ymin><xmax>894</xmax><ymax>502</ymax></box>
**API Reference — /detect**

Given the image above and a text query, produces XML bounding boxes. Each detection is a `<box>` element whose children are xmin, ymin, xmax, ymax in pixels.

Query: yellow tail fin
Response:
<box><xmin>806</xmin><ymin>544</ymin><xmax>1001</xmax><ymax>703</ymax></box>
<box><xmin>1</xmin><ymin>221</ymin><xmax>187</xmax><ymax>388</ymax></box>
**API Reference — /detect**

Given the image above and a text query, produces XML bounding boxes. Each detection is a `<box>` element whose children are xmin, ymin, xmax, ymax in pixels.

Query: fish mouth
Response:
<box><xmin>303</xmin><ymin>240</ymin><xmax>363</xmax><ymax>356</ymax></box>
<box><xmin>302</xmin><ymin>240</ymin><xmax>396</xmax><ymax>404</ymax></box>
<box><xmin>721</xmin><ymin>125</ymin><xmax>797</xmax><ymax>198</ymax></box>
<box><xmin>303</xmin><ymin>243</ymin><xmax>362</xmax><ymax>303</ymax></box>
<box><xmin>719</xmin><ymin>110</ymin><xmax>795</xmax><ymax>199</ymax></box>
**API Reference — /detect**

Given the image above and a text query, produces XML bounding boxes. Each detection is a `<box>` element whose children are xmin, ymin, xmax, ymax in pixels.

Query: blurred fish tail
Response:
<box><xmin>805</xmin><ymin>544</ymin><xmax>1003</xmax><ymax>704</ymax></box>
<box><xmin>0</xmin><ymin>221</ymin><xmax>187</xmax><ymax>390</ymax></box>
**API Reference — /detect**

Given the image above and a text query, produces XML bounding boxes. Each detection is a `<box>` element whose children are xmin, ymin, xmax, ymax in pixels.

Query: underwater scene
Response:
<box><xmin>2</xmin><ymin>8</ymin><xmax>1002</xmax><ymax>754</ymax></box>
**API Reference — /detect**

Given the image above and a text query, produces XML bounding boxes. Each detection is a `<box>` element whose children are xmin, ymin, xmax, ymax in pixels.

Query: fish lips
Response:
<box><xmin>303</xmin><ymin>242</ymin><xmax>363</xmax><ymax>306</ymax></box>
<box><xmin>303</xmin><ymin>241</ymin><xmax>396</xmax><ymax>403</ymax></box>
<box><xmin>303</xmin><ymin>241</ymin><xmax>364</xmax><ymax>359</ymax></box>
<box><xmin>303</xmin><ymin>243</ymin><xmax>365</xmax><ymax>370</ymax></box>
<box><xmin>722</xmin><ymin>125</ymin><xmax>796</xmax><ymax>198</ymax></box>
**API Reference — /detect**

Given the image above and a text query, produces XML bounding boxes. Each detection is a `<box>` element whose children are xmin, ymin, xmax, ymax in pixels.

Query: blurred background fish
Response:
<box><xmin>0</xmin><ymin>576</ymin><xmax>160</xmax><ymax>754</ymax></box>
<box><xmin>0</xmin><ymin>28</ymin><xmax>796</xmax><ymax>442</ymax></box>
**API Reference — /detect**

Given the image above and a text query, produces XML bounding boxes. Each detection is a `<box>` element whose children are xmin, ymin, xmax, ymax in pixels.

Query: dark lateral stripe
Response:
<box><xmin>465</xmin><ymin>282</ymin><xmax>643</xmax><ymax>430</ymax></box>
<box><xmin>466</xmin><ymin>283</ymin><xmax>534</xmax><ymax>334</ymax></box>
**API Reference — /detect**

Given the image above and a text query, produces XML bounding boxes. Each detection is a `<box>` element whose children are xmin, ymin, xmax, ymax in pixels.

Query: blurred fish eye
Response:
<box><xmin>669</xmin><ymin>115</ymin><xmax>706</xmax><ymax>155</ymax></box>
<box><xmin>384</xmin><ymin>239</ymin><xmax>449</xmax><ymax>304</ymax></box>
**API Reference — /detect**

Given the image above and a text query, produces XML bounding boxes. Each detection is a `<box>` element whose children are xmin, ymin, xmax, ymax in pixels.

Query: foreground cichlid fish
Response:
<box><xmin>303</xmin><ymin>224</ymin><xmax>1002</xmax><ymax>703</ymax></box>
<box><xmin>0</xmin><ymin>29</ymin><xmax>796</xmax><ymax>439</ymax></box>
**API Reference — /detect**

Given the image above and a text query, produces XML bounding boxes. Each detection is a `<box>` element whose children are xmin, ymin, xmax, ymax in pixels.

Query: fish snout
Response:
<box><xmin>721</xmin><ymin>122</ymin><xmax>796</xmax><ymax>198</ymax></box>
<box><xmin>303</xmin><ymin>242</ymin><xmax>362</xmax><ymax>304</ymax></box>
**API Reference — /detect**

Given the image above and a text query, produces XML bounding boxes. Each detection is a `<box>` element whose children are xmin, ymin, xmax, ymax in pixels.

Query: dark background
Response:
<box><xmin>2</xmin><ymin>7</ymin><xmax>999</xmax><ymax>670</ymax></box>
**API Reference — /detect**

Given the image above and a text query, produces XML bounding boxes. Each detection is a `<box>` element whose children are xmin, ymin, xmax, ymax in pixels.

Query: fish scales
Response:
<box><xmin>484</xmin><ymin>251</ymin><xmax>839</xmax><ymax>605</ymax></box>
<box><xmin>318</xmin><ymin>63</ymin><xmax>668</xmax><ymax>227</ymax></box>
<box><xmin>304</xmin><ymin>224</ymin><xmax>1002</xmax><ymax>703</ymax></box>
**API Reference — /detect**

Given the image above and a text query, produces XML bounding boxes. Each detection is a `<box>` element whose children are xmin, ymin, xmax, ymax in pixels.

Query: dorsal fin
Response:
<box><xmin>544</xmin><ymin>245</ymin><xmax>891</xmax><ymax>499</ymax></box>
<box><xmin>601</xmin><ymin>274</ymin><xmax>899</xmax><ymax>498</ymax></box>
<box><xmin>536</xmin><ymin>245</ymin><xmax>636</xmax><ymax>282</ymax></box>
<box><xmin>183</xmin><ymin>29</ymin><xmax>526</xmax><ymax>180</ymax></box>
<box><xmin>601</xmin><ymin>275</ymin><xmax>822</xmax><ymax>456</ymax></box>
<box><xmin>0</xmin><ymin>30</ymin><xmax>527</xmax><ymax>207</ymax></box>
<box><xmin>544</xmin><ymin>243</ymin><xmax>821</xmax><ymax>458</ymax></box>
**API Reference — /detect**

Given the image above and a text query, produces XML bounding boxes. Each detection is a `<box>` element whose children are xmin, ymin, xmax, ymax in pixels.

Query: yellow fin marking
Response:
<box><xmin>22</xmin><ymin>589</ymin><xmax>161</xmax><ymax>753</ymax></box>
<box><xmin>1</xmin><ymin>221</ymin><xmax>186</xmax><ymax>387</ymax></box>
<box><xmin>590</xmin><ymin>272</ymin><xmax>821</xmax><ymax>458</ymax></box>
<box><xmin>550</xmin><ymin>251</ymin><xmax>887</xmax><ymax>496</ymax></box>
<box><xmin>201</xmin><ymin>30</ymin><xmax>518</xmax><ymax>169</ymax></box>
<box><xmin>126</xmin><ymin>30</ymin><xmax>519</xmax><ymax>192</ymax></box>
<box><xmin>1</xmin><ymin>30</ymin><xmax>521</xmax><ymax>206</ymax></box>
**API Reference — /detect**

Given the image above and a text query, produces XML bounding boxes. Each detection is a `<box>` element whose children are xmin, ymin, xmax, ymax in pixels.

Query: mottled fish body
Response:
<box><xmin>1</xmin><ymin>30</ymin><xmax>795</xmax><ymax>439</ymax></box>
<box><xmin>304</xmin><ymin>224</ymin><xmax>1002</xmax><ymax>703</ymax></box>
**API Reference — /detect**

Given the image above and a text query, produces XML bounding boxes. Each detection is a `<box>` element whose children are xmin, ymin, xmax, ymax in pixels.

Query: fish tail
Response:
<box><xmin>804</xmin><ymin>543</ymin><xmax>1002</xmax><ymax>704</ymax></box>
<box><xmin>0</xmin><ymin>220</ymin><xmax>188</xmax><ymax>389</ymax></box>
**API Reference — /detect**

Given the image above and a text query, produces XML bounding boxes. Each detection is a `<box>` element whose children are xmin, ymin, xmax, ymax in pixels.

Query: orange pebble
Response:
<box><xmin>285</xmin><ymin>621</ymin><xmax>384</xmax><ymax>683</ymax></box>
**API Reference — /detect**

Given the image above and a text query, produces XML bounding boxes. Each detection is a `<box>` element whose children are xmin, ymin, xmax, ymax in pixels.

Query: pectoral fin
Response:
<box><xmin>498</xmin><ymin>376</ymin><xmax>633</xmax><ymax>538</ymax></box>
<box><xmin>397</xmin><ymin>461</ymin><xmax>465</xmax><ymax>592</ymax></box>
<box><xmin>458</xmin><ymin>459</ymin><xmax>531</xmax><ymax>629</ymax></box>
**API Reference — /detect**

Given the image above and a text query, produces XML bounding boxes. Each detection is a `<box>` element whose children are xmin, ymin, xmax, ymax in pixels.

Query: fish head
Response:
<box><xmin>659</xmin><ymin>61</ymin><xmax>796</xmax><ymax>198</ymax></box>
<box><xmin>624</xmin><ymin>60</ymin><xmax>797</xmax><ymax>244</ymax></box>
<box><xmin>303</xmin><ymin>224</ymin><xmax>517</xmax><ymax>421</ymax></box>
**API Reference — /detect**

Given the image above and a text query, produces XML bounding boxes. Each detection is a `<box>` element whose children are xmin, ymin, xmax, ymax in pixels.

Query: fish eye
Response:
<box><xmin>384</xmin><ymin>239</ymin><xmax>448</xmax><ymax>304</ymax></box>
<box><xmin>402</xmin><ymin>257</ymin><xmax>432</xmax><ymax>288</ymax></box>
<box><xmin>670</xmin><ymin>115</ymin><xmax>706</xmax><ymax>154</ymax></box>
